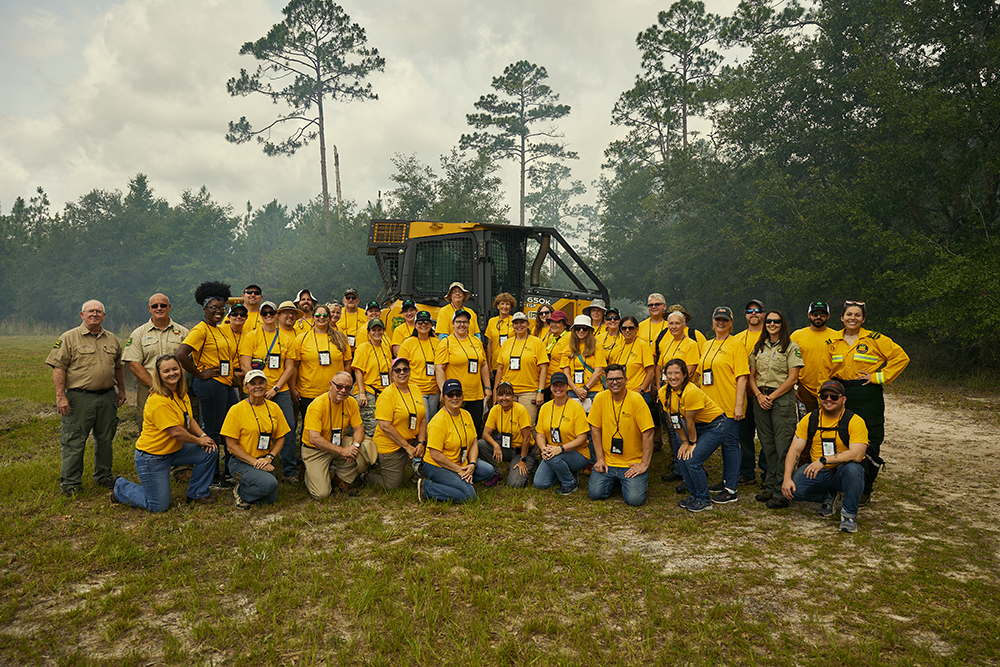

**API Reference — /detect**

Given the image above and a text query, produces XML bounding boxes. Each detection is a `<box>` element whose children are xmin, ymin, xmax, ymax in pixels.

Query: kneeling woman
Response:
<box><xmin>112</xmin><ymin>354</ymin><xmax>218</xmax><ymax>512</ymax></box>
<box><xmin>533</xmin><ymin>372</ymin><xmax>594</xmax><ymax>495</ymax></box>
<box><xmin>418</xmin><ymin>379</ymin><xmax>498</xmax><ymax>503</ymax></box>
<box><xmin>659</xmin><ymin>359</ymin><xmax>728</xmax><ymax>513</ymax></box>
<box><xmin>221</xmin><ymin>370</ymin><xmax>291</xmax><ymax>509</ymax></box>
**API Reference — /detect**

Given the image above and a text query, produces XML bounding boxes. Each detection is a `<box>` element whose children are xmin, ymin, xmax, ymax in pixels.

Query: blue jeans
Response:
<box><xmin>533</xmin><ymin>442</ymin><xmax>594</xmax><ymax>490</ymax></box>
<box><xmin>422</xmin><ymin>394</ymin><xmax>440</xmax><ymax>423</ymax></box>
<box><xmin>676</xmin><ymin>416</ymin><xmax>734</xmax><ymax>502</ymax></box>
<box><xmin>587</xmin><ymin>466</ymin><xmax>648</xmax><ymax>507</ymax></box>
<box><xmin>228</xmin><ymin>458</ymin><xmax>279</xmax><ymax>505</ymax></box>
<box><xmin>788</xmin><ymin>461</ymin><xmax>865</xmax><ymax>518</ymax></box>
<box><xmin>114</xmin><ymin>443</ymin><xmax>216</xmax><ymax>512</ymax></box>
<box><xmin>193</xmin><ymin>377</ymin><xmax>237</xmax><ymax>477</ymax></box>
<box><xmin>422</xmin><ymin>459</ymin><xmax>496</xmax><ymax>502</ymax></box>
<box><xmin>272</xmin><ymin>390</ymin><xmax>298</xmax><ymax>477</ymax></box>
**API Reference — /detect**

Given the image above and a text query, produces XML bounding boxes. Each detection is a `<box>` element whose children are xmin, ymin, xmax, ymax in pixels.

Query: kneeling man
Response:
<box><xmin>782</xmin><ymin>380</ymin><xmax>868</xmax><ymax>533</ymax></box>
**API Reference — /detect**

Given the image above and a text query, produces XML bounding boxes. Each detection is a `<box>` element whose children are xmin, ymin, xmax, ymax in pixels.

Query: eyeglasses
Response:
<box><xmin>393</xmin><ymin>367</ymin><xmax>411</xmax><ymax>374</ymax></box>
<box><xmin>344</xmin><ymin>294</ymin><xmax>359</xmax><ymax>300</ymax></box>
<box><xmin>416</xmin><ymin>320</ymin><xmax>432</xmax><ymax>325</ymax></box>
<box><xmin>573</xmin><ymin>326</ymin><xmax>590</xmax><ymax>332</ymax></box>
<box><xmin>647</xmin><ymin>303</ymin><xmax>665</xmax><ymax>308</ymax></box>
<box><xmin>605</xmin><ymin>316</ymin><xmax>620</xmax><ymax>321</ymax></box>
<box><xmin>454</xmin><ymin>320</ymin><xmax>470</xmax><ymax>326</ymax></box>
<box><xmin>150</xmin><ymin>304</ymin><xmax>169</xmax><ymax>310</ymax></box>
<box><xmin>332</xmin><ymin>382</ymin><xmax>352</xmax><ymax>392</ymax></box>
<box><xmin>314</xmin><ymin>313</ymin><xmax>330</xmax><ymax>319</ymax></box>
<box><xmin>620</xmin><ymin>325</ymin><xmax>637</xmax><ymax>332</ymax></box>
<box><xmin>819</xmin><ymin>393</ymin><xmax>841</xmax><ymax>401</ymax></box>
<box><xmin>764</xmin><ymin>318</ymin><xmax>782</xmax><ymax>325</ymax></box>
<box><xmin>746</xmin><ymin>308</ymin><xmax>763</xmax><ymax>314</ymax></box>
<box><xmin>607</xmin><ymin>377</ymin><xmax>625</xmax><ymax>383</ymax></box>
<box><xmin>261</xmin><ymin>310</ymin><xmax>277</xmax><ymax>317</ymax></box>
<box><xmin>244</xmin><ymin>290</ymin><xmax>261</xmax><ymax>296</ymax></box>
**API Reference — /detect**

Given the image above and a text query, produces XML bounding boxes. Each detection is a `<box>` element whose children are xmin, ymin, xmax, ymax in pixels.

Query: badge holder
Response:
<box><xmin>380</xmin><ymin>372</ymin><xmax>390</xmax><ymax>387</ymax></box>
<box><xmin>468</xmin><ymin>359</ymin><xmax>478</xmax><ymax>374</ymax></box>
<box><xmin>268</xmin><ymin>353</ymin><xmax>281</xmax><ymax>370</ymax></box>
<box><xmin>551</xmin><ymin>427</ymin><xmax>562</xmax><ymax>444</ymax></box>
<box><xmin>574</xmin><ymin>370</ymin><xmax>585</xmax><ymax>385</ymax></box>
<box><xmin>822</xmin><ymin>437</ymin><xmax>836</xmax><ymax>457</ymax></box>
<box><xmin>702</xmin><ymin>369</ymin><xmax>714</xmax><ymax>386</ymax></box>
<box><xmin>220</xmin><ymin>361</ymin><xmax>231</xmax><ymax>377</ymax></box>
<box><xmin>509</xmin><ymin>357</ymin><xmax>521</xmax><ymax>371</ymax></box>
<box><xmin>611</xmin><ymin>437</ymin><xmax>624</xmax><ymax>455</ymax></box>
<box><xmin>318</xmin><ymin>351</ymin><xmax>331</xmax><ymax>366</ymax></box>
<box><xmin>331</xmin><ymin>428</ymin><xmax>342</xmax><ymax>447</ymax></box>
<box><xmin>409</xmin><ymin>414</ymin><xmax>418</xmax><ymax>430</ymax></box>
<box><xmin>501</xmin><ymin>433</ymin><xmax>512</xmax><ymax>449</ymax></box>
<box><xmin>347</xmin><ymin>335</ymin><xmax>356</xmax><ymax>347</ymax></box>
<box><xmin>425</xmin><ymin>362</ymin><xmax>435</xmax><ymax>377</ymax></box>
<box><xmin>257</xmin><ymin>433</ymin><xmax>271</xmax><ymax>451</ymax></box>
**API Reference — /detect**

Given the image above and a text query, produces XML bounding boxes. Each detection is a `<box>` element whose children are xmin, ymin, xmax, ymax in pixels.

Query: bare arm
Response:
<box><xmin>53</xmin><ymin>368</ymin><xmax>70</xmax><ymax>416</ymax></box>
<box><xmin>130</xmin><ymin>361</ymin><xmax>152</xmax><ymax>388</ymax></box>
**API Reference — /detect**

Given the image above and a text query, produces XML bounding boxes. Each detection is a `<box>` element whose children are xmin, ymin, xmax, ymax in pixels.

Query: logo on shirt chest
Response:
<box><xmin>857</xmin><ymin>343</ymin><xmax>869</xmax><ymax>354</ymax></box>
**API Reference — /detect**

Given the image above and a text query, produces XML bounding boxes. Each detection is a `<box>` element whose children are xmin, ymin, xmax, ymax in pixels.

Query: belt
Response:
<box><xmin>759</xmin><ymin>387</ymin><xmax>778</xmax><ymax>395</ymax></box>
<box><xmin>68</xmin><ymin>387</ymin><xmax>114</xmax><ymax>395</ymax></box>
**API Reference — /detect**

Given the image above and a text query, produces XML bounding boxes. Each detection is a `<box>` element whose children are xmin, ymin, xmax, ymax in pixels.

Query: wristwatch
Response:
<box><xmin>819</xmin><ymin>456</ymin><xmax>828</xmax><ymax>465</ymax></box>
<box><xmin>520</xmin><ymin>456</ymin><xmax>528</xmax><ymax>463</ymax></box>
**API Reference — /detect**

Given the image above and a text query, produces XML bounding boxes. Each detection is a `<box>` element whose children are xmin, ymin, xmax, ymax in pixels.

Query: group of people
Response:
<box><xmin>47</xmin><ymin>282</ymin><xmax>908</xmax><ymax>533</ymax></box>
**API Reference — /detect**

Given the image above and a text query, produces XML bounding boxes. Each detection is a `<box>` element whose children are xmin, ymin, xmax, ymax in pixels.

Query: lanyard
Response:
<box><xmin>204</xmin><ymin>322</ymin><xmax>231</xmax><ymax>368</ymax></box>
<box><xmin>550</xmin><ymin>400</ymin><xmax>568</xmax><ymax>436</ymax></box>
<box><xmin>609</xmin><ymin>394</ymin><xmax>626</xmax><ymax>438</ymax></box>
<box><xmin>448</xmin><ymin>411</ymin><xmax>469</xmax><ymax>449</ymax></box>
<box><xmin>312</xmin><ymin>329</ymin><xmax>331</xmax><ymax>355</ymax></box>
<box><xmin>615</xmin><ymin>338</ymin><xmax>637</xmax><ymax>366</ymax></box>
<box><xmin>454</xmin><ymin>335</ymin><xmax>478</xmax><ymax>363</ymax></box>
<box><xmin>702</xmin><ymin>338</ymin><xmax>726</xmax><ymax>371</ymax></box>
<box><xmin>326</xmin><ymin>395</ymin><xmax>347</xmax><ymax>435</ymax></box>
<box><xmin>249</xmin><ymin>400</ymin><xmax>275</xmax><ymax>434</ymax></box>
<box><xmin>398</xmin><ymin>385</ymin><xmax>417</xmax><ymax>417</ymax></box>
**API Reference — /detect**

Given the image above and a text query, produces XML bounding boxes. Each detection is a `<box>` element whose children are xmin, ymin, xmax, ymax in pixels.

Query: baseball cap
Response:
<box><xmin>244</xmin><ymin>369</ymin><xmax>267</xmax><ymax>385</ymax></box>
<box><xmin>442</xmin><ymin>379</ymin><xmax>463</xmax><ymax>395</ymax></box>
<box><xmin>550</xmin><ymin>372</ymin><xmax>569</xmax><ymax>385</ymax></box>
<box><xmin>819</xmin><ymin>379</ymin><xmax>846</xmax><ymax>396</ymax></box>
<box><xmin>416</xmin><ymin>310</ymin><xmax>432</xmax><ymax>322</ymax></box>
<box><xmin>809</xmin><ymin>301</ymin><xmax>831</xmax><ymax>314</ymax></box>
<box><xmin>367</xmin><ymin>318</ymin><xmax>385</xmax><ymax>330</ymax></box>
<box><xmin>712</xmin><ymin>306</ymin><xmax>734</xmax><ymax>320</ymax></box>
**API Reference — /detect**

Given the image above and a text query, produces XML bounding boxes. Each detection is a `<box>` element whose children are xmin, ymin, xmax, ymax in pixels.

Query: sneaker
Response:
<box><xmin>677</xmin><ymin>496</ymin><xmax>694</xmax><ymax>510</ymax></box>
<box><xmin>484</xmin><ymin>473</ymin><xmax>503</xmax><ymax>488</ymax></box>
<box><xmin>840</xmin><ymin>516</ymin><xmax>858</xmax><ymax>533</ymax></box>
<box><xmin>110</xmin><ymin>489</ymin><xmax>122</xmax><ymax>505</ymax></box>
<box><xmin>858</xmin><ymin>492</ymin><xmax>871</xmax><ymax>507</ymax></box>
<box><xmin>556</xmin><ymin>483</ymin><xmax>579</xmax><ymax>496</ymax></box>
<box><xmin>281</xmin><ymin>474</ymin><xmax>300</xmax><ymax>486</ymax></box>
<box><xmin>737</xmin><ymin>474</ymin><xmax>756</xmax><ymax>485</ymax></box>
<box><xmin>818</xmin><ymin>493</ymin><xmax>837</xmax><ymax>517</ymax></box>
<box><xmin>416</xmin><ymin>478</ymin><xmax>425</xmax><ymax>503</ymax></box>
<box><xmin>675</xmin><ymin>483</ymin><xmax>689</xmax><ymax>495</ymax></box>
<box><xmin>211</xmin><ymin>476</ymin><xmax>235</xmax><ymax>490</ymax></box>
<box><xmin>755</xmin><ymin>492</ymin><xmax>773</xmax><ymax>503</ymax></box>
<box><xmin>661</xmin><ymin>472</ymin><xmax>683</xmax><ymax>483</ymax></box>
<box><xmin>712</xmin><ymin>489</ymin><xmax>739</xmax><ymax>504</ymax></box>
<box><xmin>185</xmin><ymin>494</ymin><xmax>217</xmax><ymax>505</ymax></box>
<box><xmin>708</xmin><ymin>481</ymin><xmax>725</xmax><ymax>493</ymax></box>
<box><xmin>686</xmin><ymin>498</ymin><xmax>713</xmax><ymax>513</ymax></box>
<box><xmin>233</xmin><ymin>484</ymin><xmax>251</xmax><ymax>510</ymax></box>
<box><xmin>765</xmin><ymin>497</ymin><xmax>789</xmax><ymax>509</ymax></box>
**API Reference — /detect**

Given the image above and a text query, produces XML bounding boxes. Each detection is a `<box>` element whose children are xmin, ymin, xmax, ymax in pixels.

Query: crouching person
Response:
<box><xmin>302</xmin><ymin>371</ymin><xmax>376</xmax><ymax>499</ymax></box>
<box><xmin>477</xmin><ymin>381</ymin><xmax>534</xmax><ymax>488</ymax></box>
<box><xmin>781</xmin><ymin>380</ymin><xmax>868</xmax><ymax>533</ymax></box>
<box><xmin>221</xmin><ymin>370</ymin><xmax>290</xmax><ymax>509</ymax></box>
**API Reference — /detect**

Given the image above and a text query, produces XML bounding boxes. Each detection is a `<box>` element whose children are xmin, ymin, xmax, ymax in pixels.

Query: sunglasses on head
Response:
<box><xmin>819</xmin><ymin>392</ymin><xmax>841</xmax><ymax>401</ymax></box>
<box><xmin>764</xmin><ymin>318</ymin><xmax>782</xmax><ymax>325</ymax></box>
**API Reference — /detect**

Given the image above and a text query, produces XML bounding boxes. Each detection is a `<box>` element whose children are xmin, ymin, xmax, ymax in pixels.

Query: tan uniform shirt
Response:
<box><xmin>749</xmin><ymin>340</ymin><xmax>804</xmax><ymax>389</ymax></box>
<box><xmin>45</xmin><ymin>325</ymin><xmax>123</xmax><ymax>390</ymax></box>
<box><xmin>122</xmin><ymin>319</ymin><xmax>190</xmax><ymax>374</ymax></box>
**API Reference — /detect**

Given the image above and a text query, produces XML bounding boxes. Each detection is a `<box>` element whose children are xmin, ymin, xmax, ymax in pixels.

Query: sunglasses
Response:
<box><xmin>332</xmin><ymin>382</ymin><xmax>352</xmax><ymax>392</ymax></box>
<box><xmin>150</xmin><ymin>303</ymin><xmax>169</xmax><ymax>309</ymax></box>
<box><xmin>393</xmin><ymin>367</ymin><xmax>411</xmax><ymax>374</ymax></box>
<box><xmin>244</xmin><ymin>290</ymin><xmax>261</xmax><ymax>296</ymax></box>
<box><xmin>620</xmin><ymin>325</ymin><xmax>637</xmax><ymax>332</ymax></box>
<box><xmin>314</xmin><ymin>313</ymin><xmax>330</xmax><ymax>319</ymax></box>
<box><xmin>647</xmin><ymin>303</ymin><xmax>664</xmax><ymax>308</ymax></box>
<box><xmin>845</xmin><ymin>300</ymin><xmax>866</xmax><ymax>307</ymax></box>
<box><xmin>261</xmin><ymin>310</ymin><xmax>277</xmax><ymax>317</ymax></box>
<box><xmin>764</xmin><ymin>318</ymin><xmax>782</xmax><ymax>325</ymax></box>
<box><xmin>605</xmin><ymin>316</ymin><xmax>620</xmax><ymax>321</ymax></box>
<box><xmin>746</xmin><ymin>308</ymin><xmax>763</xmax><ymax>314</ymax></box>
<box><xmin>230</xmin><ymin>312</ymin><xmax>248</xmax><ymax>318</ymax></box>
<box><xmin>344</xmin><ymin>294</ymin><xmax>359</xmax><ymax>300</ymax></box>
<box><xmin>819</xmin><ymin>393</ymin><xmax>841</xmax><ymax>401</ymax></box>
<box><xmin>573</xmin><ymin>326</ymin><xmax>590</xmax><ymax>332</ymax></box>
<box><xmin>445</xmin><ymin>391</ymin><xmax>463</xmax><ymax>398</ymax></box>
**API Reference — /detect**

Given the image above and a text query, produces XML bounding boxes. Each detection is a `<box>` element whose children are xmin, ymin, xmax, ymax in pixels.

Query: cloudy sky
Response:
<box><xmin>0</xmin><ymin>0</ymin><xmax>740</xmax><ymax>219</ymax></box>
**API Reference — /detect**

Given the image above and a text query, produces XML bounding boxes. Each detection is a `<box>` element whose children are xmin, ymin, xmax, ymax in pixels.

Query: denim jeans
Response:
<box><xmin>788</xmin><ymin>461</ymin><xmax>865</xmax><ymax>518</ymax></box>
<box><xmin>533</xmin><ymin>442</ymin><xmax>594</xmax><ymax>490</ymax></box>
<box><xmin>587</xmin><ymin>465</ymin><xmax>648</xmax><ymax>507</ymax></box>
<box><xmin>676</xmin><ymin>416</ymin><xmax>733</xmax><ymax>502</ymax></box>
<box><xmin>114</xmin><ymin>442</ymin><xmax>217</xmax><ymax>512</ymax></box>
<box><xmin>193</xmin><ymin>377</ymin><xmax>237</xmax><ymax>477</ymax></box>
<box><xmin>228</xmin><ymin>457</ymin><xmax>279</xmax><ymax>505</ymax></box>
<box><xmin>422</xmin><ymin>459</ymin><xmax>496</xmax><ymax>502</ymax></box>
<box><xmin>422</xmin><ymin>393</ymin><xmax>440</xmax><ymax>424</ymax></box>
<box><xmin>272</xmin><ymin>390</ymin><xmax>298</xmax><ymax>477</ymax></box>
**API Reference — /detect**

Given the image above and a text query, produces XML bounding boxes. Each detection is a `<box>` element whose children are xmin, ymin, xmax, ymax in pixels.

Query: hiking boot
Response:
<box><xmin>755</xmin><ymin>492</ymin><xmax>773</xmax><ymax>503</ymax></box>
<box><xmin>233</xmin><ymin>484</ymin><xmax>251</xmax><ymax>510</ymax></box>
<box><xmin>484</xmin><ymin>472</ymin><xmax>503</xmax><ymax>488</ymax></box>
<box><xmin>765</xmin><ymin>497</ymin><xmax>789</xmax><ymax>509</ymax></box>
<box><xmin>686</xmin><ymin>498</ymin><xmax>713</xmax><ymax>513</ymax></box>
<box><xmin>97</xmin><ymin>476</ymin><xmax>117</xmax><ymax>490</ymax></box>
<box><xmin>738</xmin><ymin>474</ymin><xmax>756</xmax><ymax>485</ymax></box>
<box><xmin>858</xmin><ymin>492</ymin><xmax>871</xmax><ymax>507</ymax></box>
<box><xmin>334</xmin><ymin>477</ymin><xmax>359</xmax><ymax>497</ymax></box>
<box><xmin>712</xmin><ymin>489</ymin><xmax>739</xmax><ymax>504</ymax></box>
<box><xmin>416</xmin><ymin>478</ymin><xmax>426</xmax><ymax>503</ymax></box>
<box><xmin>185</xmin><ymin>494</ymin><xmax>217</xmax><ymax>505</ymax></box>
<box><xmin>839</xmin><ymin>516</ymin><xmax>858</xmax><ymax>533</ymax></box>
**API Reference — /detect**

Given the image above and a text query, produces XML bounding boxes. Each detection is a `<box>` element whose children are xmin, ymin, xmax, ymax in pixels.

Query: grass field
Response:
<box><xmin>0</xmin><ymin>335</ymin><xmax>998</xmax><ymax>666</ymax></box>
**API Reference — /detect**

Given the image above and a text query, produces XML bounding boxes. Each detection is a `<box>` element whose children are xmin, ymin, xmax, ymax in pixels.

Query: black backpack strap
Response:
<box><xmin>805</xmin><ymin>409</ymin><xmax>820</xmax><ymax>447</ymax></box>
<box><xmin>654</xmin><ymin>327</ymin><xmax>670</xmax><ymax>360</ymax></box>
<box><xmin>838</xmin><ymin>409</ymin><xmax>854</xmax><ymax>451</ymax></box>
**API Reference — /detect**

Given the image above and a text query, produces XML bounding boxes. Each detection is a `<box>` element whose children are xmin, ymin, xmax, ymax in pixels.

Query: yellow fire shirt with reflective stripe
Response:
<box><xmin>827</xmin><ymin>327</ymin><xmax>909</xmax><ymax>385</ymax></box>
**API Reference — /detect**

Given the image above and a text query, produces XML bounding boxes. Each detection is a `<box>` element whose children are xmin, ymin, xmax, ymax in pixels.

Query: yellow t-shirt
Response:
<box><xmin>434</xmin><ymin>335</ymin><xmax>487</xmax><ymax>401</ymax></box>
<box><xmin>698</xmin><ymin>336</ymin><xmax>750</xmax><ymax>418</ymax></box>
<box><xmin>302</xmin><ymin>394</ymin><xmax>363</xmax><ymax>448</ymax></box>
<box><xmin>562</xmin><ymin>346</ymin><xmax>608</xmax><ymax>389</ymax></box>
<box><xmin>484</xmin><ymin>401</ymin><xmax>532</xmax><ymax>451</ymax></box>
<box><xmin>657</xmin><ymin>336</ymin><xmax>701</xmax><ymax>371</ymax></box>
<box><xmin>599</xmin><ymin>330</ymin><xmax>625</xmax><ymax>361</ymax></box>
<box><xmin>238</xmin><ymin>327</ymin><xmax>297</xmax><ymax>390</ymax></box>
<box><xmin>486</xmin><ymin>315</ymin><xmax>515</xmax><ymax>369</ymax></box>
<box><xmin>734</xmin><ymin>329</ymin><xmax>763</xmax><ymax>357</ymax></box>
<box><xmin>181</xmin><ymin>321</ymin><xmax>238</xmax><ymax>386</ymax></box>
<box><xmin>536</xmin><ymin>398</ymin><xmax>590</xmax><ymax>453</ymax></box>
<box><xmin>497</xmin><ymin>335</ymin><xmax>548</xmax><ymax>394</ymax></box>
<box><xmin>221</xmin><ymin>399</ymin><xmax>290</xmax><ymax>458</ymax></box>
<box><xmin>391</xmin><ymin>321</ymin><xmax>416</xmax><ymax>349</ymax></box>
<box><xmin>588</xmin><ymin>390</ymin><xmax>654</xmax><ymax>467</ymax></box>
<box><xmin>545</xmin><ymin>334</ymin><xmax>570</xmax><ymax>386</ymax></box>
<box><xmin>637</xmin><ymin>318</ymin><xmax>669</xmax><ymax>351</ymax></box>
<box><xmin>336</xmin><ymin>309</ymin><xmax>368</xmax><ymax>348</ymax></box>
<box><xmin>294</xmin><ymin>317</ymin><xmax>314</xmax><ymax>334</ymax></box>
<box><xmin>607</xmin><ymin>338</ymin><xmax>654</xmax><ymax>392</ymax></box>
<box><xmin>373</xmin><ymin>384</ymin><xmax>427</xmax><ymax>454</ymax></box>
<box><xmin>136</xmin><ymin>392</ymin><xmax>193</xmax><ymax>456</ymax></box>
<box><xmin>435</xmin><ymin>304</ymin><xmax>481</xmax><ymax>339</ymax></box>
<box><xmin>398</xmin><ymin>336</ymin><xmax>440</xmax><ymax>395</ymax></box>
<box><xmin>352</xmin><ymin>338</ymin><xmax>394</xmax><ymax>395</ymax></box>
<box><xmin>290</xmin><ymin>329</ymin><xmax>353</xmax><ymax>399</ymax></box>
<box><xmin>790</xmin><ymin>327</ymin><xmax>836</xmax><ymax>395</ymax></box>
<box><xmin>658</xmin><ymin>382</ymin><xmax>723</xmax><ymax>425</ymax></box>
<box><xmin>795</xmin><ymin>410</ymin><xmax>868</xmax><ymax>468</ymax></box>
<box><xmin>425</xmin><ymin>408</ymin><xmax>477</xmax><ymax>468</ymax></box>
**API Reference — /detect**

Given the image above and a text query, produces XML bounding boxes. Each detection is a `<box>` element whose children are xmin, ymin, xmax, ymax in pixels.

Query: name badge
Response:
<box><xmin>460</xmin><ymin>446</ymin><xmax>468</xmax><ymax>465</ymax></box>
<box><xmin>822</xmin><ymin>437</ymin><xmax>836</xmax><ymax>457</ymax></box>
<box><xmin>574</xmin><ymin>370</ymin><xmax>584</xmax><ymax>385</ymax></box>
<box><xmin>702</xmin><ymin>369</ymin><xmax>714</xmax><ymax>386</ymax></box>
<box><xmin>183</xmin><ymin>412</ymin><xmax>190</xmax><ymax>430</ymax></box>
<box><xmin>661</xmin><ymin>369</ymin><xmax>668</xmax><ymax>382</ymax></box>
<box><xmin>509</xmin><ymin>356</ymin><xmax>521</xmax><ymax>371</ymax></box>
<box><xmin>257</xmin><ymin>433</ymin><xmax>271</xmax><ymax>450</ymax></box>
<box><xmin>669</xmin><ymin>413</ymin><xmax>682</xmax><ymax>430</ymax></box>
<box><xmin>331</xmin><ymin>428</ymin><xmax>342</xmax><ymax>447</ymax></box>
<box><xmin>318</xmin><ymin>351</ymin><xmax>331</xmax><ymax>366</ymax></box>
<box><xmin>501</xmin><ymin>433</ymin><xmax>512</xmax><ymax>448</ymax></box>
<box><xmin>425</xmin><ymin>362</ymin><xmax>435</xmax><ymax>377</ymax></box>
<box><xmin>409</xmin><ymin>413</ymin><xmax>418</xmax><ymax>430</ymax></box>
<box><xmin>348</xmin><ymin>335</ymin><xmax>356</xmax><ymax>347</ymax></box>
<box><xmin>220</xmin><ymin>360</ymin><xmax>230</xmax><ymax>377</ymax></box>
<box><xmin>499</xmin><ymin>335</ymin><xmax>508</xmax><ymax>347</ymax></box>
<box><xmin>611</xmin><ymin>437</ymin><xmax>624</xmax><ymax>455</ymax></box>
<box><xmin>380</xmin><ymin>372</ymin><xmax>390</xmax><ymax>387</ymax></box>
<box><xmin>468</xmin><ymin>359</ymin><xmax>478</xmax><ymax>374</ymax></box>
<box><xmin>551</xmin><ymin>427</ymin><xmax>562</xmax><ymax>444</ymax></box>
<box><xmin>268</xmin><ymin>353</ymin><xmax>281</xmax><ymax>370</ymax></box>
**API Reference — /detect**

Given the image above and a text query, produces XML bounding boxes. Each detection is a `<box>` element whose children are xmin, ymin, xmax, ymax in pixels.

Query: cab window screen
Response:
<box><xmin>413</xmin><ymin>237</ymin><xmax>475</xmax><ymax>296</ymax></box>
<box><xmin>490</xmin><ymin>232</ymin><xmax>526</xmax><ymax>305</ymax></box>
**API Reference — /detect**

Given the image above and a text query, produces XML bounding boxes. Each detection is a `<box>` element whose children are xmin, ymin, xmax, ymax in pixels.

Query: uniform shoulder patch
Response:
<box><xmin>794</xmin><ymin>348</ymin><xmax>802</xmax><ymax>358</ymax></box>
<box><xmin>124</xmin><ymin>337</ymin><xmax>133</xmax><ymax>347</ymax></box>
<box><xmin>53</xmin><ymin>340</ymin><xmax>62</xmax><ymax>349</ymax></box>
<box><xmin>868</xmin><ymin>332</ymin><xmax>881</xmax><ymax>339</ymax></box>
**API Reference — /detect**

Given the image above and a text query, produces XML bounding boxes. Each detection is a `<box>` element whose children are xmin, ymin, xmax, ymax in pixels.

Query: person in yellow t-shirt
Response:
<box><xmin>399</xmin><ymin>310</ymin><xmax>441</xmax><ymax>420</ymax></box>
<box><xmin>289</xmin><ymin>303</ymin><xmax>352</xmax><ymax>416</ymax></box>
<box><xmin>417</xmin><ymin>379</ymin><xmax>498</xmax><ymax>503</ymax></box>
<box><xmin>436</xmin><ymin>282</ymin><xmax>482</xmax><ymax>341</ymax></box>
<box><xmin>391</xmin><ymin>299</ymin><xmax>419</xmax><ymax>354</ymax></box>
<box><xmin>542</xmin><ymin>311</ymin><xmax>570</xmax><ymax>393</ymax></box>
<box><xmin>782</xmin><ymin>379</ymin><xmax>868</xmax><ymax>533</ymax></box>
<box><xmin>294</xmin><ymin>289</ymin><xmax>317</xmax><ymax>333</ymax></box>
<box><xmin>478</xmin><ymin>382</ymin><xmax>535</xmax><ymax>487</ymax></box>
<box><xmin>111</xmin><ymin>353</ymin><xmax>218</xmax><ymax>512</ymax></box>
<box><xmin>337</xmin><ymin>287</ymin><xmax>366</xmax><ymax>351</ymax></box>
<box><xmin>486</xmin><ymin>292</ymin><xmax>516</xmax><ymax>372</ymax></box>
<box><xmin>371</xmin><ymin>357</ymin><xmax>428</xmax><ymax>490</ymax></box>
<box><xmin>790</xmin><ymin>300</ymin><xmax>835</xmax><ymax>412</ymax></box>
<box><xmin>598</xmin><ymin>307</ymin><xmax>624</xmax><ymax>361</ymax></box>
<box><xmin>563</xmin><ymin>315</ymin><xmax>607</xmax><ymax>412</ymax></box>
<box><xmin>434</xmin><ymin>309</ymin><xmax>492</xmax><ymax>432</ymax></box>
<box><xmin>353</xmin><ymin>318</ymin><xmax>394</xmax><ymax>441</ymax></box>
<box><xmin>532</xmin><ymin>372</ymin><xmax>593</xmax><ymax>494</ymax></box>
<box><xmin>583</xmin><ymin>299</ymin><xmax>608</xmax><ymax>337</ymax></box>
<box><xmin>608</xmin><ymin>315</ymin><xmax>655</xmax><ymax>399</ymax></box>
<box><xmin>587</xmin><ymin>364</ymin><xmax>654</xmax><ymax>507</ymax></box>
<box><xmin>221</xmin><ymin>370</ymin><xmax>290</xmax><ymax>508</ymax></box>
<box><xmin>656</xmin><ymin>311</ymin><xmax>701</xmax><ymax>387</ymax></box>
<box><xmin>301</xmin><ymin>371</ymin><xmax>372</xmax><ymax>499</ymax></box>
<box><xmin>496</xmin><ymin>312</ymin><xmax>548</xmax><ymax>425</ymax></box>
